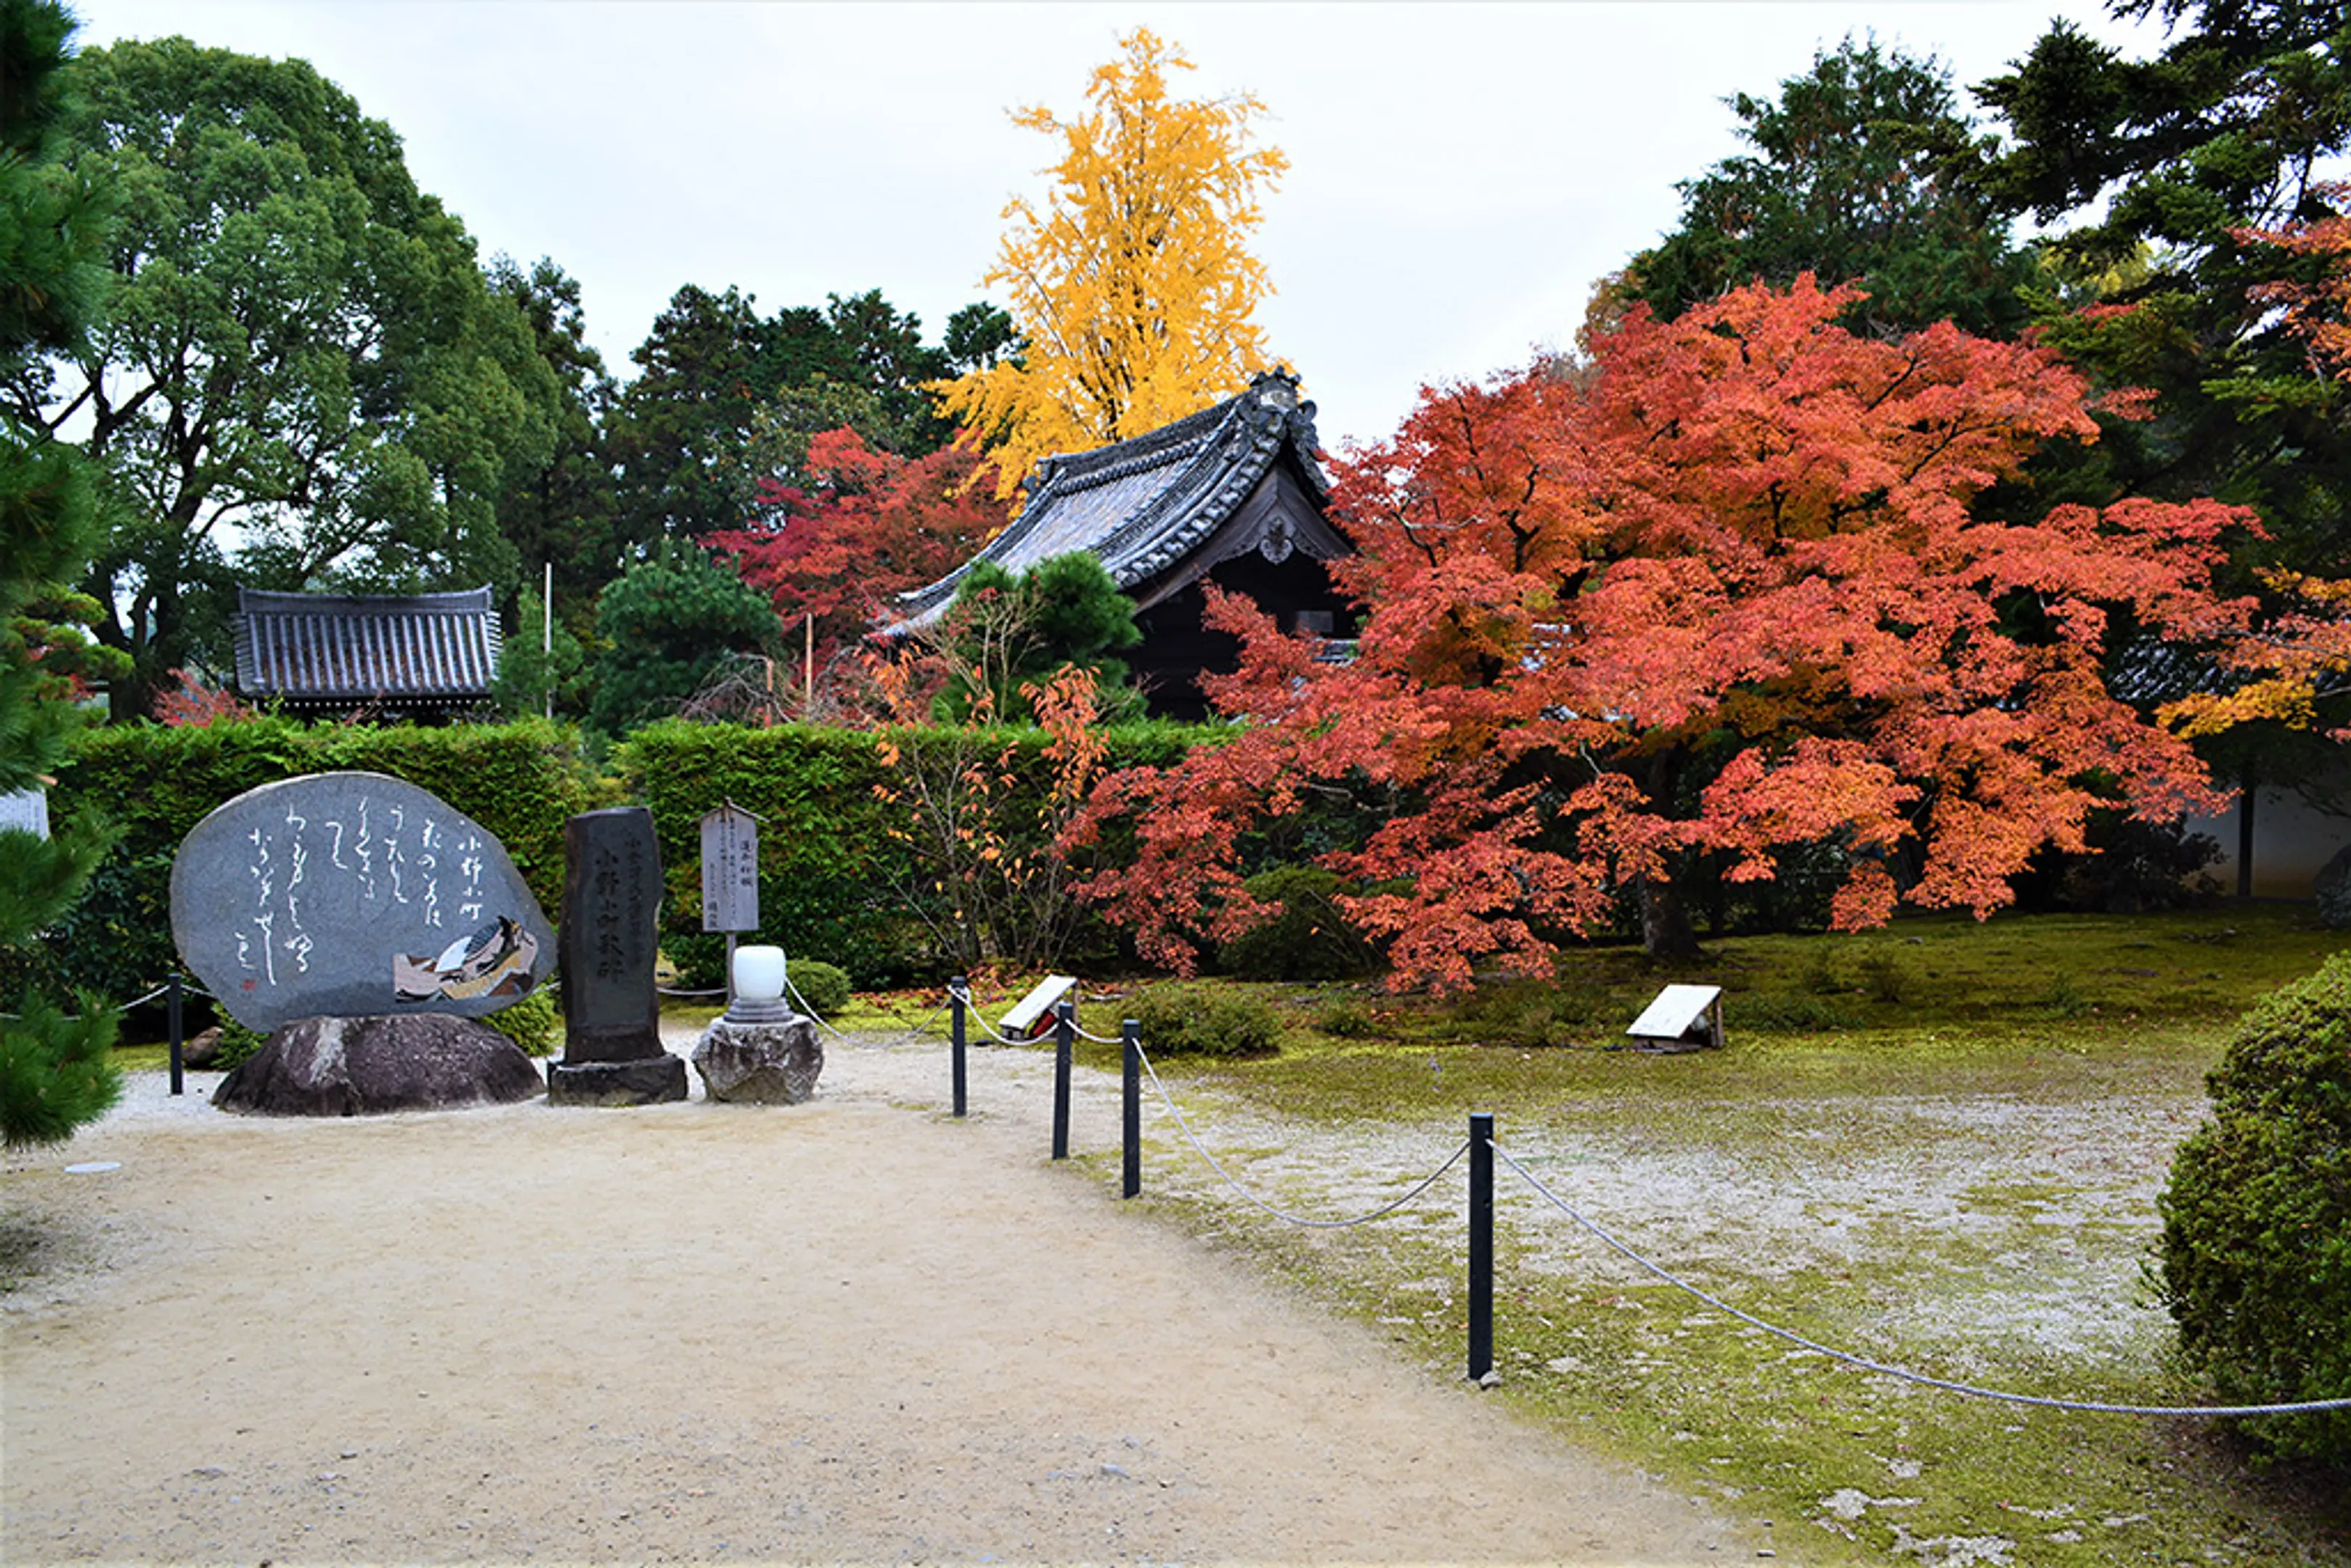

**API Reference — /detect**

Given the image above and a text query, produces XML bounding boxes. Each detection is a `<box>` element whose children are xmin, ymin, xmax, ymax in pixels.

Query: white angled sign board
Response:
<box><xmin>1626</xmin><ymin>984</ymin><xmax>1724</xmax><ymax>1051</ymax></box>
<box><xmin>1000</xmin><ymin>974</ymin><xmax>1077</xmax><ymax>1040</ymax></box>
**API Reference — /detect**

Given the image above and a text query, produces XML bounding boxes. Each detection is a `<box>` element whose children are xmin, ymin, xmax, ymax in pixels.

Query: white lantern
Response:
<box><xmin>728</xmin><ymin>944</ymin><xmax>792</xmax><ymax>1023</ymax></box>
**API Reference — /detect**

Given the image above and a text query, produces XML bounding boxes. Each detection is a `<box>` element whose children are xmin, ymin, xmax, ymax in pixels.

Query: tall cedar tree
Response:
<box><xmin>1973</xmin><ymin>0</ymin><xmax>2351</xmax><ymax>576</ymax></box>
<box><xmin>606</xmin><ymin>284</ymin><xmax>772</xmax><ymax>545</ymax></box>
<box><xmin>488</xmin><ymin>254</ymin><xmax>619</xmax><ymax>620</ymax></box>
<box><xmin>9</xmin><ymin>38</ymin><xmax>563</xmax><ymax>718</ymax></box>
<box><xmin>608</xmin><ymin>285</ymin><xmax>990</xmax><ymax>546</ymax></box>
<box><xmin>0</xmin><ymin>0</ymin><xmax>121</xmax><ymax>1144</ymax></box>
<box><xmin>932</xmin><ymin>29</ymin><xmax>1287</xmax><ymax>500</ymax></box>
<box><xmin>704</xmin><ymin>428</ymin><xmax>1007</xmax><ymax>663</ymax></box>
<box><xmin>1634</xmin><ymin>38</ymin><xmax>2032</xmax><ymax>339</ymax></box>
<box><xmin>2164</xmin><ymin>195</ymin><xmax>2351</xmax><ymax>739</ymax></box>
<box><xmin>1073</xmin><ymin>280</ymin><xmax>2255</xmax><ymax>983</ymax></box>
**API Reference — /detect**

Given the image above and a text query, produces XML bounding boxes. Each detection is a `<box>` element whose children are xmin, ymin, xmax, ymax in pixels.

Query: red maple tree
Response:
<box><xmin>706</xmin><ymin>428</ymin><xmax>1007</xmax><ymax>663</ymax></box>
<box><xmin>1073</xmin><ymin>278</ymin><xmax>2258</xmax><ymax>985</ymax></box>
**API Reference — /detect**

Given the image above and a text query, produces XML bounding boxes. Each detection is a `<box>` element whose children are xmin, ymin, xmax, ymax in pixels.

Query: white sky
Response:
<box><xmin>73</xmin><ymin>1</ymin><xmax>2170</xmax><ymax>454</ymax></box>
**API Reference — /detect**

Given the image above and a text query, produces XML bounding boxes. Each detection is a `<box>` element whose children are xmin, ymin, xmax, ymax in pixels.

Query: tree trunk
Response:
<box><xmin>2237</xmin><ymin>756</ymin><xmax>2256</xmax><ymax>901</ymax></box>
<box><xmin>1636</xmin><ymin>748</ymin><xmax>1705</xmax><ymax>961</ymax></box>
<box><xmin>1638</xmin><ymin>875</ymin><xmax>1703</xmax><ymax>962</ymax></box>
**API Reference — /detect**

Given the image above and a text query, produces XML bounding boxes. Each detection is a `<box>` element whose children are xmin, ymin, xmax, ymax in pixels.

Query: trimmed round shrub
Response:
<box><xmin>1217</xmin><ymin>867</ymin><xmax>1381</xmax><ymax>981</ymax></box>
<box><xmin>2156</xmin><ymin>954</ymin><xmax>2351</xmax><ymax>1461</ymax></box>
<box><xmin>789</xmin><ymin>959</ymin><xmax>853</xmax><ymax>1019</ymax></box>
<box><xmin>1130</xmin><ymin>982</ymin><xmax>1281</xmax><ymax>1058</ymax></box>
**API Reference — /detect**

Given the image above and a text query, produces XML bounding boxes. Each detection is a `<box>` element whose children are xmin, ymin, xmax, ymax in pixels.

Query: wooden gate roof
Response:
<box><xmin>234</xmin><ymin>586</ymin><xmax>502</xmax><ymax>705</ymax></box>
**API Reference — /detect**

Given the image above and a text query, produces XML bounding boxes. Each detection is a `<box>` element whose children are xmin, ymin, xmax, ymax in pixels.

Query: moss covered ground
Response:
<box><xmin>1060</xmin><ymin>907</ymin><xmax>2351</xmax><ymax>1565</ymax></box>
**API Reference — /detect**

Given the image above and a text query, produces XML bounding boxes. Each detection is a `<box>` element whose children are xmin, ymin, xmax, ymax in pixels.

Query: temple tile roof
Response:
<box><xmin>895</xmin><ymin>369</ymin><xmax>1330</xmax><ymax>627</ymax></box>
<box><xmin>235</xmin><ymin>586</ymin><xmax>502</xmax><ymax>703</ymax></box>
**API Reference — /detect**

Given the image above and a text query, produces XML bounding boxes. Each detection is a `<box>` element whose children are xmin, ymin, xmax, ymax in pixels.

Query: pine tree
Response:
<box><xmin>1</xmin><ymin>0</ymin><xmax>123</xmax><ymax>1145</ymax></box>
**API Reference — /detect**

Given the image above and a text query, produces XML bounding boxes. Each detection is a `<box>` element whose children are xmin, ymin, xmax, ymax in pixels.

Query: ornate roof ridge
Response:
<box><xmin>1022</xmin><ymin>368</ymin><xmax>1312</xmax><ymax>505</ymax></box>
<box><xmin>239</xmin><ymin>585</ymin><xmax>496</xmax><ymax>613</ymax></box>
<box><xmin>891</xmin><ymin>369</ymin><xmax>1326</xmax><ymax>627</ymax></box>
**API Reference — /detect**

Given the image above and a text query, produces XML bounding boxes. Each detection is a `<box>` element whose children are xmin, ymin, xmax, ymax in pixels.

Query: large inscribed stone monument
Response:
<box><xmin>547</xmin><ymin>806</ymin><xmax>685</xmax><ymax>1105</ymax></box>
<box><xmin>171</xmin><ymin>772</ymin><xmax>554</xmax><ymax>1034</ymax></box>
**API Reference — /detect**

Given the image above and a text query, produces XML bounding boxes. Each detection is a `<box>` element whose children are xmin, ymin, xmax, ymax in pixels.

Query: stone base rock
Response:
<box><xmin>546</xmin><ymin>1054</ymin><xmax>688</xmax><ymax>1107</ymax></box>
<box><xmin>692</xmin><ymin>1015</ymin><xmax>823</xmax><ymax>1104</ymax></box>
<box><xmin>213</xmin><ymin>1014</ymin><xmax>543</xmax><ymax>1116</ymax></box>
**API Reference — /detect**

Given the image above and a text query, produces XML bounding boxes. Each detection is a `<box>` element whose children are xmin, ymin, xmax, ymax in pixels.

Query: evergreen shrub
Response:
<box><xmin>1130</xmin><ymin>982</ymin><xmax>1281</xmax><ymax>1058</ymax></box>
<box><xmin>211</xmin><ymin>1016</ymin><xmax>266</xmax><ymax>1071</ymax></box>
<box><xmin>2156</xmin><ymin>954</ymin><xmax>2351</xmax><ymax>1461</ymax></box>
<box><xmin>483</xmin><ymin>989</ymin><xmax>558</xmax><ymax>1056</ymax></box>
<box><xmin>0</xmin><ymin>995</ymin><xmax>120</xmax><ymax>1148</ymax></box>
<box><xmin>1216</xmin><ymin>866</ymin><xmax>1382</xmax><ymax>981</ymax></box>
<box><xmin>1315</xmin><ymin>999</ymin><xmax>1378</xmax><ymax>1038</ymax></box>
<box><xmin>788</xmin><ymin>959</ymin><xmax>852</xmax><ymax>1018</ymax></box>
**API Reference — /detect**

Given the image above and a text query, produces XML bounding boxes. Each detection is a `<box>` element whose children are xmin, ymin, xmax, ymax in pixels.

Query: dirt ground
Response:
<box><xmin>0</xmin><ymin>1026</ymin><xmax>1743</xmax><ymax>1566</ymax></box>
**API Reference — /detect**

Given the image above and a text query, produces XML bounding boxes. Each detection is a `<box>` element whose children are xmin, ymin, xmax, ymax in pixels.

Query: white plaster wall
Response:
<box><xmin>2190</xmin><ymin>767</ymin><xmax>2351</xmax><ymax>899</ymax></box>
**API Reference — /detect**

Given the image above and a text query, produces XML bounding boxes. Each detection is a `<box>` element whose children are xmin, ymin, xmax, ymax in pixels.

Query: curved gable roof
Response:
<box><xmin>895</xmin><ymin>370</ymin><xmax>1330</xmax><ymax>627</ymax></box>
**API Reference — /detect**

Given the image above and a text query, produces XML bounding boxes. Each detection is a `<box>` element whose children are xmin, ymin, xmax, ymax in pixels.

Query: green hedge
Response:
<box><xmin>20</xmin><ymin>714</ymin><xmax>1219</xmax><ymax>1003</ymax></box>
<box><xmin>55</xmin><ymin>716</ymin><xmax>595</xmax><ymax>912</ymax></box>
<box><xmin>614</xmin><ymin>719</ymin><xmax>1205</xmax><ymax>988</ymax></box>
<box><xmin>12</xmin><ymin>719</ymin><xmax>598</xmax><ymax>1002</ymax></box>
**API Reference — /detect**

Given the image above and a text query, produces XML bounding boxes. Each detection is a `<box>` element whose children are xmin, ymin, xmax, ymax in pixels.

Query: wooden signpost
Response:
<box><xmin>698</xmin><ymin>803</ymin><xmax>762</xmax><ymax>1003</ymax></box>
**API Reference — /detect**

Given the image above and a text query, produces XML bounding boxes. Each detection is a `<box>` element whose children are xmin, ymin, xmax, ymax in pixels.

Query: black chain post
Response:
<box><xmin>1051</xmin><ymin>995</ymin><xmax>1074</xmax><ymax>1160</ymax></box>
<box><xmin>1122</xmin><ymin>1018</ymin><xmax>1141</xmax><ymax>1199</ymax></box>
<box><xmin>168</xmin><ymin>973</ymin><xmax>184</xmax><ymax>1096</ymax></box>
<box><xmin>1469</xmin><ymin>1111</ymin><xmax>1494</xmax><ymax>1383</ymax></box>
<box><xmin>950</xmin><ymin>976</ymin><xmax>968</xmax><ymax>1118</ymax></box>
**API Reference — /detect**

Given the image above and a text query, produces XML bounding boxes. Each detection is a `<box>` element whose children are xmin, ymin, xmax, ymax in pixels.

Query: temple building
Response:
<box><xmin>894</xmin><ymin>369</ymin><xmax>1355</xmax><ymax>719</ymax></box>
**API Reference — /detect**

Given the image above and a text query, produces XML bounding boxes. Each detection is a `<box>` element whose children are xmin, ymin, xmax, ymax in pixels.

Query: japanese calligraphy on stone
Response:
<box><xmin>557</xmin><ymin>806</ymin><xmax>663</xmax><ymax>1048</ymax></box>
<box><xmin>170</xmin><ymin>772</ymin><xmax>555</xmax><ymax>1032</ymax></box>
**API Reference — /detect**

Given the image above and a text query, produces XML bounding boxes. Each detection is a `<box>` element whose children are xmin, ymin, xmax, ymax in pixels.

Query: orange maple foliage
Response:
<box><xmin>705</xmin><ymin>428</ymin><xmax>1006</xmax><ymax>662</ymax></box>
<box><xmin>152</xmin><ymin>666</ymin><xmax>254</xmax><ymax>727</ymax></box>
<box><xmin>2166</xmin><ymin>570</ymin><xmax>2351</xmax><ymax>738</ymax></box>
<box><xmin>1072</xmin><ymin>279</ymin><xmax>2260</xmax><ymax>987</ymax></box>
<box><xmin>2243</xmin><ymin>189</ymin><xmax>2351</xmax><ymax>380</ymax></box>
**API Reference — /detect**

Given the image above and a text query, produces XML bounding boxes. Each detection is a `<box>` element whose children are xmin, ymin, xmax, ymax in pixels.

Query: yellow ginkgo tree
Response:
<box><xmin>933</xmin><ymin>29</ymin><xmax>1288</xmax><ymax>501</ymax></box>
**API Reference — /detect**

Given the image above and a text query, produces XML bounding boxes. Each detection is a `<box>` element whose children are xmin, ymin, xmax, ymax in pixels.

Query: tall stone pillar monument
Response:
<box><xmin>547</xmin><ymin>806</ymin><xmax>687</xmax><ymax>1105</ymax></box>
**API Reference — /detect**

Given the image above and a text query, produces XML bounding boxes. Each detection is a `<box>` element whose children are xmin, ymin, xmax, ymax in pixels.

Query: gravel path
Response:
<box><xmin>1</xmin><ymin>1027</ymin><xmax>1741</xmax><ymax>1565</ymax></box>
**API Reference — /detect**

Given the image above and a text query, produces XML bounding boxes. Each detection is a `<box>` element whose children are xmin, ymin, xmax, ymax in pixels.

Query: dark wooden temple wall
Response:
<box><xmin>1130</xmin><ymin>552</ymin><xmax>1356</xmax><ymax>722</ymax></box>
